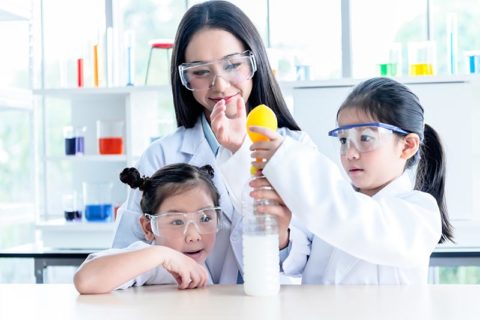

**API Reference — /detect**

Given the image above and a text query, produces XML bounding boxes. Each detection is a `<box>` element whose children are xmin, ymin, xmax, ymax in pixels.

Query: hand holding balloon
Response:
<box><xmin>247</xmin><ymin>104</ymin><xmax>283</xmax><ymax>170</ymax></box>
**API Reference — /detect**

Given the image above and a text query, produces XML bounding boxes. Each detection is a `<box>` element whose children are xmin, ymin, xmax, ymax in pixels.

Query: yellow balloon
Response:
<box><xmin>246</xmin><ymin>104</ymin><xmax>278</xmax><ymax>142</ymax></box>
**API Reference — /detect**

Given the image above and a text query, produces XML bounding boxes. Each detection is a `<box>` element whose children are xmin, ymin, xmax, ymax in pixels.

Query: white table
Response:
<box><xmin>0</xmin><ymin>284</ymin><xmax>479</xmax><ymax>320</ymax></box>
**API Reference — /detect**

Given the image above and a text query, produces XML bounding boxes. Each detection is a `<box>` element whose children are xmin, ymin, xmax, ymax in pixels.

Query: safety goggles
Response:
<box><xmin>328</xmin><ymin>122</ymin><xmax>409</xmax><ymax>155</ymax></box>
<box><xmin>145</xmin><ymin>207</ymin><xmax>221</xmax><ymax>238</ymax></box>
<box><xmin>178</xmin><ymin>50</ymin><xmax>257</xmax><ymax>91</ymax></box>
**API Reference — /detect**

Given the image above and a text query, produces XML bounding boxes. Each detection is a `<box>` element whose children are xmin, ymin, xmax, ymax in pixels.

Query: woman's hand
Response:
<box><xmin>159</xmin><ymin>247</ymin><xmax>209</xmax><ymax>289</ymax></box>
<box><xmin>210</xmin><ymin>98</ymin><xmax>247</xmax><ymax>153</ymax></box>
<box><xmin>249</xmin><ymin>126</ymin><xmax>284</xmax><ymax>170</ymax></box>
<box><xmin>250</xmin><ymin>175</ymin><xmax>291</xmax><ymax>249</ymax></box>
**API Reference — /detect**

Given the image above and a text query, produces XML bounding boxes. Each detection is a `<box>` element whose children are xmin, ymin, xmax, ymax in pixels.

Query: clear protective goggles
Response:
<box><xmin>328</xmin><ymin>122</ymin><xmax>408</xmax><ymax>155</ymax></box>
<box><xmin>178</xmin><ymin>50</ymin><xmax>257</xmax><ymax>91</ymax></box>
<box><xmin>145</xmin><ymin>207</ymin><xmax>221</xmax><ymax>238</ymax></box>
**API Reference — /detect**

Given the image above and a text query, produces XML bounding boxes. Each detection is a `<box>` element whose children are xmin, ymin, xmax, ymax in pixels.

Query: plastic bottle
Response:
<box><xmin>241</xmin><ymin>171</ymin><xmax>280</xmax><ymax>296</ymax></box>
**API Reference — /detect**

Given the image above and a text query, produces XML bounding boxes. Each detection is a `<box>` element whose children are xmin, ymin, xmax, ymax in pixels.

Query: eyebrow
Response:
<box><xmin>187</xmin><ymin>52</ymin><xmax>242</xmax><ymax>64</ymax></box>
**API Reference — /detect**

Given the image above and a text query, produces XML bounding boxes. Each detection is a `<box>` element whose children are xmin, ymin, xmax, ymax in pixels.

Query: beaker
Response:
<box><xmin>465</xmin><ymin>50</ymin><xmax>480</xmax><ymax>74</ymax></box>
<box><xmin>97</xmin><ymin>120</ymin><xmax>124</xmax><ymax>155</ymax></box>
<box><xmin>378</xmin><ymin>43</ymin><xmax>402</xmax><ymax>77</ymax></box>
<box><xmin>408</xmin><ymin>41</ymin><xmax>436</xmax><ymax>76</ymax></box>
<box><xmin>82</xmin><ymin>182</ymin><xmax>113</xmax><ymax>222</ymax></box>
<box><xmin>62</xmin><ymin>192</ymin><xmax>82</xmax><ymax>222</ymax></box>
<box><xmin>64</xmin><ymin>126</ymin><xmax>85</xmax><ymax>156</ymax></box>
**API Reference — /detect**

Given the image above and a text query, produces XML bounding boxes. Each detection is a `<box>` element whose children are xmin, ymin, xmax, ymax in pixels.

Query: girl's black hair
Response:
<box><xmin>337</xmin><ymin>77</ymin><xmax>453</xmax><ymax>243</ymax></box>
<box><xmin>171</xmin><ymin>0</ymin><xmax>300</xmax><ymax>131</ymax></box>
<box><xmin>119</xmin><ymin>163</ymin><xmax>220</xmax><ymax>216</ymax></box>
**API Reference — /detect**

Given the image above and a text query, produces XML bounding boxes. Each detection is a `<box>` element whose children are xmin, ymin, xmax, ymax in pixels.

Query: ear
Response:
<box><xmin>400</xmin><ymin>133</ymin><xmax>420</xmax><ymax>160</ymax></box>
<box><xmin>140</xmin><ymin>215</ymin><xmax>155</xmax><ymax>242</ymax></box>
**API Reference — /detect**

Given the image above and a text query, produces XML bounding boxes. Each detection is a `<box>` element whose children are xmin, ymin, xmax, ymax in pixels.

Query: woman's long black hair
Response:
<box><xmin>171</xmin><ymin>0</ymin><xmax>300</xmax><ymax>131</ymax></box>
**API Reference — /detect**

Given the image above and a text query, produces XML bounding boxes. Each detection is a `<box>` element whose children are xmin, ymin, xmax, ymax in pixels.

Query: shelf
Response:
<box><xmin>33</xmin><ymin>85</ymin><xmax>170</xmax><ymax>97</ymax></box>
<box><xmin>46</xmin><ymin>155</ymin><xmax>127</xmax><ymax>162</ymax></box>
<box><xmin>37</xmin><ymin>219</ymin><xmax>115</xmax><ymax>231</ymax></box>
<box><xmin>0</xmin><ymin>1</ymin><xmax>30</xmax><ymax>21</ymax></box>
<box><xmin>284</xmin><ymin>74</ymin><xmax>480</xmax><ymax>90</ymax></box>
<box><xmin>0</xmin><ymin>87</ymin><xmax>32</xmax><ymax>111</ymax></box>
<box><xmin>36</xmin><ymin>219</ymin><xmax>115</xmax><ymax>249</ymax></box>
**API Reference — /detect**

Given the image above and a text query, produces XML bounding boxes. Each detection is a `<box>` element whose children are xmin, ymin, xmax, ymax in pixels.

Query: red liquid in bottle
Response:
<box><xmin>99</xmin><ymin>137</ymin><xmax>123</xmax><ymax>154</ymax></box>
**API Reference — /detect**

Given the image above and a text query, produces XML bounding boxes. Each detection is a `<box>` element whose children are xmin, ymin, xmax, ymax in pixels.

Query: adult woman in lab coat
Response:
<box><xmin>112</xmin><ymin>1</ymin><xmax>312</xmax><ymax>284</ymax></box>
<box><xmin>245</xmin><ymin>77</ymin><xmax>454</xmax><ymax>284</ymax></box>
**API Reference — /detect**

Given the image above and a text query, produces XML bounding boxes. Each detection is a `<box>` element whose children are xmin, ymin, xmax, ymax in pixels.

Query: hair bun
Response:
<box><xmin>200</xmin><ymin>165</ymin><xmax>215</xmax><ymax>179</ymax></box>
<box><xmin>119</xmin><ymin>167</ymin><xmax>147</xmax><ymax>190</ymax></box>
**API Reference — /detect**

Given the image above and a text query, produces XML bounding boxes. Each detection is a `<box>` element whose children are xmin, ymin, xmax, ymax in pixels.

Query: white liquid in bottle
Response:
<box><xmin>243</xmin><ymin>215</ymin><xmax>280</xmax><ymax>296</ymax></box>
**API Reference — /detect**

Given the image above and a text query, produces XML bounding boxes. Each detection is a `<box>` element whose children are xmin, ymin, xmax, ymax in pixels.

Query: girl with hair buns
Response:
<box><xmin>74</xmin><ymin>163</ymin><xmax>221</xmax><ymax>294</ymax></box>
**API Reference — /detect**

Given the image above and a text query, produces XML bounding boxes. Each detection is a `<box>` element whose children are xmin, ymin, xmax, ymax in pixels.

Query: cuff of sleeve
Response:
<box><xmin>279</xmin><ymin>239</ymin><xmax>292</xmax><ymax>271</ymax></box>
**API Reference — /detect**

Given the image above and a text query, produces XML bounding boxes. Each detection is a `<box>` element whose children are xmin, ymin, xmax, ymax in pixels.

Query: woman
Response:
<box><xmin>112</xmin><ymin>1</ymin><xmax>313</xmax><ymax>284</ymax></box>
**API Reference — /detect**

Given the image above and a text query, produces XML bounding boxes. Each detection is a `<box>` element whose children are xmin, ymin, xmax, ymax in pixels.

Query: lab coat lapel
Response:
<box><xmin>179</xmin><ymin>120</ymin><xmax>242</xmax><ymax>282</ymax></box>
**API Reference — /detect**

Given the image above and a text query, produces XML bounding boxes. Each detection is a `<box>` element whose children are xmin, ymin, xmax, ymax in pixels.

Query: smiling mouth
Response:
<box><xmin>210</xmin><ymin>93</ymin><xmax>238</xmax><ymax>103</ymax></box>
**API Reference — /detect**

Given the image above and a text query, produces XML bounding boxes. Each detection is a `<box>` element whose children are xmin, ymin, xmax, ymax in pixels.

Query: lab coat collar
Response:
<box><xmin>372</xmin><ymin>172</ymin><xmax>414</xmax><ymax>199</ymax></box>
<box><xmin>201</xmin><ymin>113</ymin><xmax>220</xmax><ymax>156</ymax></box>
<box><xmin>180</xmin><ymin>119</ymin><xmax>205</xmax><ymax>156</ymax></box>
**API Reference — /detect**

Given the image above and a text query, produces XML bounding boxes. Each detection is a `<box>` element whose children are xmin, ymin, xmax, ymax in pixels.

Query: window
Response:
<box><xmin>430</xmin><ymin>0</ymin><xmax>480</xmax><ymax>75</ymax></box>
<box><xmin>270</xmin><ymin>1</ymin><xmax>341</xmax><ymax>80</ymax></box>
<box><xmin>119</xmin><ymin>0</ymin><xmax>186</xmax><ymax>86</ymax></box>
<box><xmin>41</xmin><ymin>0</ymin><xmax>104</xmax><ymax>88</ymax></box>
<box><xmin>0</xmin><ymin>21</ymin><xmax>30</xmax><ymax>88</ymax></box>
<box><xmin>351</xmin><ymin>0</ymin><xmax>427</xmax><ymax>78</ymax></box>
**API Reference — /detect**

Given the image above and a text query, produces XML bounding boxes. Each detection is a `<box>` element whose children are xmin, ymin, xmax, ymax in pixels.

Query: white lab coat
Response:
<box><xmin>112</xmin><ymin>119</ymin><xmax>311</xmax><ymax>284</ymax></box>
<box><xmin>263</xmin><ymin>137</ymin><xmax>442</xmax><ymax>284</ymax></box>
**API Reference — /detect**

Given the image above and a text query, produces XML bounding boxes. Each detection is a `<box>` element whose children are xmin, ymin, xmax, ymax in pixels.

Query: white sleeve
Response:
<box><xmin>84</xmin><ymin>241</ymin><xmax>176</xmax><ymax>290</ymax></box>
<box><xmin>217</xmin><ymin>129</ymin><xmax>317</xmax><ymax>215</ymax></box>
<box><xmin>282</xmin><ymin>218</ymin><xmax>313</xmax><ymax>276</ymax></box>
<box><xmin>263</xmin><ymin>137</ymin><xmax>442</xmax><ymax>268</ymax></box>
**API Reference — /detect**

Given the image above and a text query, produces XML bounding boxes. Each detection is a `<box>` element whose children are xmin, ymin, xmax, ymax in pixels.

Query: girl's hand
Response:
<box><xmin>250</xmin><ymin>175</ymin><xmax>291</xmax><ymax>249</ymax></box>
<box><xmin>210</xmin><ymin>98</ymin><xmax>247</xmax><ymax>153</ymax></box>
<box><xmin>249</xmin><ymin>126</ymin><xmax>284</xmax><ymax>170</ymax></box>
<box><xmin>159</xmin><ymin>247</ymin><xmax>209</xmax><ymax>289</ymax></box>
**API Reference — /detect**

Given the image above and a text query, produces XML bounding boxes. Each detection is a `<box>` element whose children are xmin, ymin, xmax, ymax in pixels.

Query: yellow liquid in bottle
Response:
<box><xmin>409</xmin><ymin>63</ymin><xmax>434</xmax><ymax>76</ymax></box>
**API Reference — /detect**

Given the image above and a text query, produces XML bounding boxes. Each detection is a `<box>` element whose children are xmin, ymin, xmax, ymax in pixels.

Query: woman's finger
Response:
<box><xmin>231</xmin><ymin>96</ymin><xmax>246</xmax><ymax>120</ymax></box>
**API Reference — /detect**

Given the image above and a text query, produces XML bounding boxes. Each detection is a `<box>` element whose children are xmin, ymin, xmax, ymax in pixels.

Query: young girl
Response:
<box><xmin>248</xmin><ymin>77</ymin><xmax>454</xmax><ymax>284</ymax></box>
<box><xmin>74</xmin><ymin>163</ymin><xmax>221</xmax><ymax>294</ymax></box>
<box><xmin>112</xmin><ymin>0</ymin><xmax>313</xmax><ymax>284</ymax></box>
